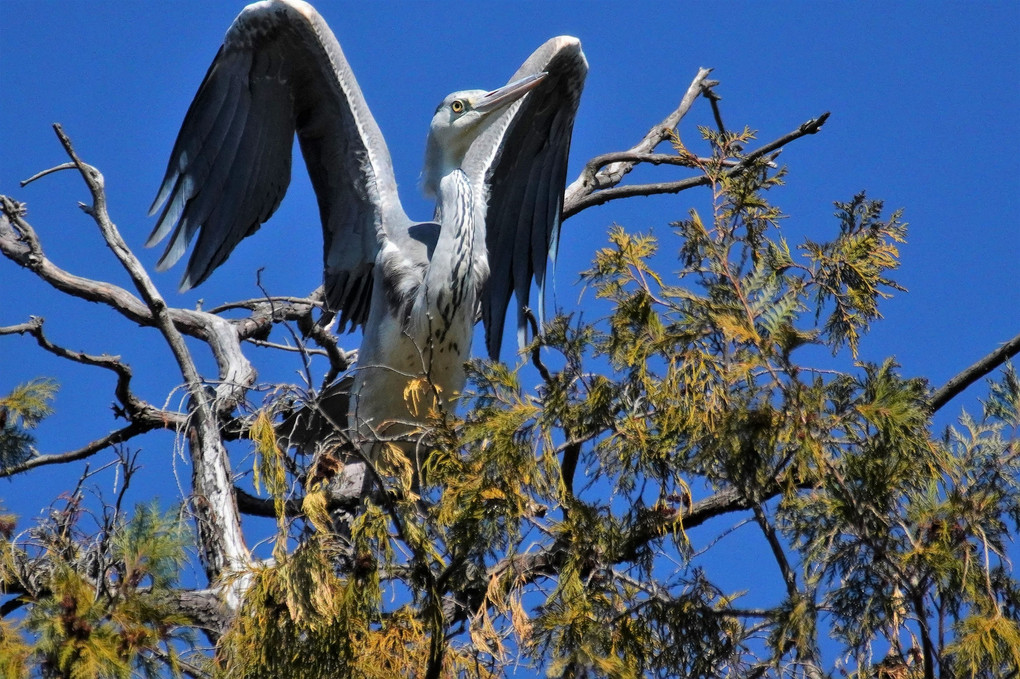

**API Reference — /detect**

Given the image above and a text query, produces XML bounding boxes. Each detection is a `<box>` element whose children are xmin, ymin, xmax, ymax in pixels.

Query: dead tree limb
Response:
<box><xmin>564</xmin><ymin>67</ymin><xmax>715</xmax><ymax>211</ymax></box>
<box><xmin>564</xmin><ymin>108</ymin><xmax>829</xmax><ymax>218</ymax></box>
<box><xmin>48</xmin><ymin>125</ymin><xmax>253</xmax><ymax>606</ymax></box>
<box><xmin>930</xmin><ymin>330</ymin><xmax>1020</xmax><ymax>413</ymax></box>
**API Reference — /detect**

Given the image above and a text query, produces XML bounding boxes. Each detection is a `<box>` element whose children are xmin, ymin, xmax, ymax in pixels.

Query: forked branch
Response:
<box><xmin>564</xmin><ymin>110</ymin><xmax>829</xmax><ymax>218</ymax></box>
<box><xmin>0</xmin><ymin>316</ymin><xmax>187</xmax><ymax>477</ymax></box>
<box><xmin>561</xmin><ymin>63</ymin><xmax>828</xmax><ymax>219</ymax></box>
<box><xmin>3</xmin><ymin>126</ymin><xmax>255</xmax><ymax>603</ymax></box>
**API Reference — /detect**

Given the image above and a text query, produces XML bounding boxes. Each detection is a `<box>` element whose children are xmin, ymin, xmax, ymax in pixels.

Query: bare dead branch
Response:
<box><xmin>300</xmin><ymin>320</ymin><xmax>353</xmax><ymax>387</ymax></box>
<box><xmin>234</xmin><ymin>486</ymin><xmax>304</xmax><ymax>519</ymax></box>
<box><xmin>566</xmin><ymin>175</ymin><xmax>713</xmax><ymax>217</ymax></box>
<box><xmin>207</xmin><ymin>294</ymin><xmax>324</xmax><ymax>315</ymax></box>
<box><xmin>741</xmin><ymin>111</ymin><xmax>829</xmax><ymax>165</ymax></box>
<box><xmin>0</xmin><ymin>196</ymin><xmax>42</xmax><ymax>261</ymax></box>
<box><xmin>930</xmin><ymin>330</ymin><xmax>1020</xmax><ymax>412</ymax></box>
<box><xmin>0</xmin><ymin>315</ymin><xmax>183</xmax><ymax>425</ymax></box>
<box><xmin>0</xmin><ymin>423</ymin><xmax>151</xmax><ymax>477</ymax></box>
<box><xmin>578</xmin><ymin>151</ymin><xmax>702</xmax><ymax>171</ymax></box>
<box><xmin>0</xmin><ymin>319</ymin><xmax>42</xmax><ymax>336</ymax></box>
<box><xmin>0</xmin><ymin>317</ymin><xmax>188</xmax><ymax>478</ymax></box>
<box><xmin>1</xmin><ymin>197</ymin><xmax>236</xmax><ymax>348</ymax></box>
<box><xmin>0</xmin><ymin>202</ymin><xmax>332</xmax><ymax>373</ymax></box>
<box><xmin>563</xmin><ymin>67</ymin><xmax>714</xmax><ymax>211</ymax></box>
<box><xmin>223</xmin><ymin>294</ymin><xmax>354</xmax><ymax>383</ymax></box>
<box><xmin>564</xmin><ymin>111</ymin><xmax>830</xmax><ymax>219</ymax></box>
<box><xmin>51</xmin><ymin>125</ymin><xmax>252</xmax><ymax>599</ymax></box>
<box><xmin>20</xmin><ymin>162</ymin><xmax>80</xmax><ymax>187</ymax></box>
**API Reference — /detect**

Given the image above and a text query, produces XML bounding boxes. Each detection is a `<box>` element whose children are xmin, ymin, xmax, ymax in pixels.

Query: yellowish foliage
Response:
<box><xmin>946</xmin><ymin>613</ymin><xmax>1020</xmax><ymax>677</ymax></box>
<box><xmin>0</xmin><ymin>378</ymin><xmax>57</xmax><ymax>427</ymax></box>
<box><xmin>300</xmin><ymin>488</ymin><xmax>333</xmax><ymax>536</ymax></box>
<box><xmin>249</xmin><ymin>410</ymin><xmax>289</xmax><ymax>547</ymax></box>
<box><xmin>404</xmin><ymin>376</ymin><xmax>441</xmax><ymax>419</ymax></box>
<box><xmin>0</xmin><ymin>617</ymin><xmax>31</xmax><ymax>679</ymax></box>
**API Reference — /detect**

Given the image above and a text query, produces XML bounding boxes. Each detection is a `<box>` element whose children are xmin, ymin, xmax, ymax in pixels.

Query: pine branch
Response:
<box><xmin>0</xmin><ymin>531</ymin><xmax>230</xmax><ymax>635</ymax></box>
<box><xmin>442</xmin><ymin>481</ymin><xmax>803</xmax><ymax>625</ymax></box>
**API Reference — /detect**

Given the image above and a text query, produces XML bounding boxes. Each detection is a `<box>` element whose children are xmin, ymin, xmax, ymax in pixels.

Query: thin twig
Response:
<box><xmin>523</xmin><ymin>309</ymin><xmax>552</xmax><ymax>384</ymax></box>
<box><xmin>246</xmin><ymin>338</ymin><xmax>329</xmax><ymax>356</ymax></box>
<box><xmin>752</xmin><ymin>504</ymin><xmax>799</xmax><ymax>598</ymax></box>
<box><xmin>702</xmin><ymin>80</ymin><xmax>726</xmax><ymax>133</ymax></box>
<box><xmin>20</xmin><ymin>162</ymin><xmax>80</xmax><ymax>187</ymax></box>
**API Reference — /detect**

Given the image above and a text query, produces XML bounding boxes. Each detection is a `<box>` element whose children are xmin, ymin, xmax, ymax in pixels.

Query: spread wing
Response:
<box><xmin>463</xmin><ymin>36</ymin><xmax>587</xmax><ymax>360</ymax></box>
<box><xmin>147</xmin><ymin>0</ymin><xmax>409</xmax><ymax>330</ymax></box>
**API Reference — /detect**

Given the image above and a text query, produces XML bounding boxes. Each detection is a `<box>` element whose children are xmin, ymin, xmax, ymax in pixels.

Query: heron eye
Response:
<box><xmin>451</xmin><ymin>100</ymin><xmax>465</xmax><ymax>114</ymax></box>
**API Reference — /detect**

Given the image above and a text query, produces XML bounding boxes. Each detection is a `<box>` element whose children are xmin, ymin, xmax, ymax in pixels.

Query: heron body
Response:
<box><xmin>148</xmin><ymin>0</ymin><xmax>587</xmax><ymax>459</ymax></box>
<box><xmin>352</xmin><ymin>170</ymin><xmax>484</xmax><ymax>450</ymax></box>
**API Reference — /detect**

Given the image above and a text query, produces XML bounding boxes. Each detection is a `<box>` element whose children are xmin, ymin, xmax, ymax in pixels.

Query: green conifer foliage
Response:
<box><xmin>3</xmin><ymin>121</ymin><xmax>1017</xmax><ymax>679</ymax></box>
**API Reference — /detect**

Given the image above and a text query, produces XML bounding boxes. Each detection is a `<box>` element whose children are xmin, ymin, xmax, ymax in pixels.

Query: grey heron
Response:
<box><xmin>147</xmin><ymin>0</ymin><xmax>587</xmax><ymax>461</ymax></box>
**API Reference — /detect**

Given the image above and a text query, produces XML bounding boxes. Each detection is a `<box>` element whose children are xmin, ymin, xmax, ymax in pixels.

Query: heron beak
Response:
<box><xmin>475</xmin><ymin>72</ymin><xmax>547</xmax><ymax>113</ymax></box>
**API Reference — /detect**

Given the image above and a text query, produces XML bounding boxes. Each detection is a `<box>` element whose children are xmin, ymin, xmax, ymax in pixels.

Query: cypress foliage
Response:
<box><xmin>3</xmin><ymin>126</ymin><xmax>1017</xmax><ymax>678</ymax></box>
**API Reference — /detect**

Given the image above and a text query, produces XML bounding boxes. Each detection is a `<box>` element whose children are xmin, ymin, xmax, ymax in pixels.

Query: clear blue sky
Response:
<box><xmin>2</xmin><ymin>0</ymin><xmax>1018</xmax><ymax>646</ymax></box>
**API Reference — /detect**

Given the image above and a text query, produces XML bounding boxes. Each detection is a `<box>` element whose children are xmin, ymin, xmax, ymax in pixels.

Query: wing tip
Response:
<box><xmin>546</xmin><ymin>36</ymin><xmax>585</xmax><ymax>62</ymax></box>
<box><xmin>153</xmin><ymin>227</ymin><xmax>190</xmax><ymax>273</ymax></box>
<box><xmin>239</xmin><ymin>0</ymin><xmax>322</xmax><ymax>32</ymax></box>
<box><xmin>177</xmin><ymin>270</ymin><xmax>196</xmax><ymax>293</ymax></box>
<box><xmin>145</xmin><ymin>214</ymin><xmax>172</xmax><ymax>250</ymax></box>
<box><xmin>550</xmin><ymin>35</ymin><xmax>581</xmax><ymax>49</ymax></box>
<box><xmin>516</xmin><ymin>36</ymin><xmax>587</xmax><ymax>86</ymax></box>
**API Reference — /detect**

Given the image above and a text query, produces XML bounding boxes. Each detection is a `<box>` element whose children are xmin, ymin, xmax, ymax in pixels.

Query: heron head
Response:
<box><xmin>422</xmin><ymin>72</ymin><xmax>547</xmax><ymax>198</ymax></box>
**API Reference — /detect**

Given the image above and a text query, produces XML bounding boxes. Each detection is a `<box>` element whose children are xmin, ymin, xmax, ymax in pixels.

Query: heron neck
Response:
<box><xmin>422</xmin><ymin>169</ymin><xmax>490</xmax><ymax>320</ymax></box>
